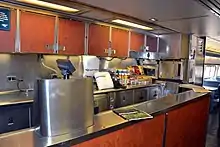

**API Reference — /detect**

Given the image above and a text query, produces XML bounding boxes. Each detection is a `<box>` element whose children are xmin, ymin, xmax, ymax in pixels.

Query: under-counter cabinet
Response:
<box><xmin>0</xmin><ymin>104</ymin><xmax>32</xmax><ymax>134</ymax></box>
<box><xmin>73</xmin><ymin>114</ymin><xmax>165</xmax><ymax>147</ymax></box>
<box><xmin>111</xmin><ymin>27</ymin><xmax>129</xmax><ymax>57</ymax></box>
<box><xmin>130</xmin><ymin>31</ymin><xmax>145</xmax><ymax>52</ymax></box>
<box><xmin>0</xmin><ymin>9</ymin><xmax>16</xmax><ymax>53</ymax></box>
<box><xmin>20</xmin><ymin>11</ymin><xmax>55</xmax><ymax>53</ymax></box>
<box><xmin>165</xmin><ymin>96</ymin><xmax>209</xmax><ymax>147</ymax></box>
<box><xmin>58</xmin><ymin>18</ymin><xmax>85</xmax><ymax>55</ymax></box>
<box><xmin>88</xmin><ymin>24</ymin><xmax>110</xmax><ymax>56</ymax></box>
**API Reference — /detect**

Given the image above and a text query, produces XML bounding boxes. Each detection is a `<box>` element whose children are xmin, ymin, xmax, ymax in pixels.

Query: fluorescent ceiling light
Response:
<box><xmin>17</xmin><ymin>0</ymin><xmax>79</xmax><ymax>12</ymax></box>
<box><xmin>112</xmin><ymin>19</ymin><xmax>153</xmax><ymax>30</ymax></box>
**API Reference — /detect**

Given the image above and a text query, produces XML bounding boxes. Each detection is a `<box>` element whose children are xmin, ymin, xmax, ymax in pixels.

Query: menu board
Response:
<box><xmin>0</xmin><ymin>9</ymin><xmax>10</xmax><ymax>31</ymax></box>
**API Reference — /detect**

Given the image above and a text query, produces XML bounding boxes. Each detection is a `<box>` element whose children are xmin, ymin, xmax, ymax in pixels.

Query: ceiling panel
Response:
<box><xmin>75</xmin><ymin>0</ymin><xmax>210</xmax><ymax>21</ymax></box>
<box><xmin>74</xmin><ymin>0</ymin><xmax>220</xmax><ymax>38</ymax></box>
<box><xmin>157</xmin><ymin>15</ymin><xmax>220</xmax><ymax>36</ymax></box>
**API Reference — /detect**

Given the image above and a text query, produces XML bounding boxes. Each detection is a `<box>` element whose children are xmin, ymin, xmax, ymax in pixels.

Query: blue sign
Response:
<box><xmin>0</xmin><ymin>9</ymin><xmax>10</xmax><ymax>31</ymax></box>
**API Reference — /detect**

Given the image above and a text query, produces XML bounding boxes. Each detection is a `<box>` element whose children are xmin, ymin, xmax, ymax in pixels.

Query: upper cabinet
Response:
<box><xmin>0</xmin><ymin>9</ymin><xmax>16</xmax><ymax>53</ymax></box>
<box><xmin>88</xmin><ymin>24</ymin><xmax>110</xmax><ymax>56</ymax></box>
<box><xmin>58</xmin><ymin>18</ymin><xmax>85</xmax><ymax>55</ymax></box>
<box><xmin>20</xmin><ymin>11</ymin><xmax>55</xmax><ymax>53</ymax></box>
<box><xmin>130</xmin><ymin>32</ymin><xmax>145</xmax><ymax>52</ymax></box>
<box><xmin>111</xmin><ymin>27</ymin><xmax>129</xmax><ymax>57</ymax></box>
<box><xmin>147</xmin><ymin>36</ymin><xmax>157</xmax><ymax>52</ymax></box>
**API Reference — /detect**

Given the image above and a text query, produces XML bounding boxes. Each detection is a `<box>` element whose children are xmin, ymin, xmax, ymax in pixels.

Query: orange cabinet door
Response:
<box><xmin>20</xmin><ymin>11</ymin><xmax>55</xmax><ymax>53</ymax></box>
<box><xmin>0</xmin><ymin>9</ymin><xmax>16</xmax><ymax>53</ymax></box>
<box><xmin>130</xmin><ymin>32</ymin><xmax>145</xmax><ymax>52</ymax></box>
<box><xmin>88</xmin><ymin>24</ymin><xmax>109</xmax><ymax>56</ymax></box>
<box><xmin>147</xmin><ymin>36</ymin><xmax>157</xmax><ymax>52</ymax></box>
<box><xmin>58</xmin><ymin>18</ymin><xmax>85</xmax><ymax>55</ymax></box>
<box><xmin>73</xmin><ymin>115</ymin><xmax>165</xmax><ymax>147</ymax></box>
<box><xmin>111</xmin><ymin>27</ymin><xmax>129</xmax><ymax>57</ymax></box>
<box><xmin>165</xmin><ymin>96</ymin><xmax>210</xmax><ymax>147</ymax></box>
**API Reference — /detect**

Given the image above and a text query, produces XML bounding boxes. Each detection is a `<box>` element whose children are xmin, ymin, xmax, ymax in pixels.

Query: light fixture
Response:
<box><xmin>149</xmin><ymin>18</ymin><xmax>158</xmax><ymax>22</ymax></box>
<box><xmin>17</xmin><ymin>0</ymin><xmax>79</xmax><ymax>12</ymax></box>
<box><xmin>112</xmin><ymin>19</ymin><xmax>153</xmax><ymax>30</ymax></box>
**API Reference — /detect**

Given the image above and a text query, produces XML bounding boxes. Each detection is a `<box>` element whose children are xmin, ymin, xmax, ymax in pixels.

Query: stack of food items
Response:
<box><xmin>114</xmin><ymin>66</ymin><xmax>152</xmax><ymax>86</ymax></box>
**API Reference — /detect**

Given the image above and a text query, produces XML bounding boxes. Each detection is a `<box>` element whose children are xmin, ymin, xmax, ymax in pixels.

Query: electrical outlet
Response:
<box><xmin>7</xmin><ymin>75</ymin><xmax>17</xmax><ymax>82</ymax></box>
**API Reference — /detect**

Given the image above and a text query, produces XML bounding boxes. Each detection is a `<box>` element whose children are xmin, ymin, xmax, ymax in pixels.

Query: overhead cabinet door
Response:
<box><xmin>111</xmin><ymin>27</ymin><xmax>129</xmax><ymax>57</ymax></box>
<box><xmin>147</xmin><ymin>36</ymin><xmax>157</xmax><ymax>52</ymax></box>
<box><xmin>20</xmin><ymin>11</ymin><xmax>55</xmax><ymax>53</ymax></box>
<box><xmin>58</xmin><ymin>18</ymin><xmax>85</xmax><ymax>55</ymax></box>
<box><xmin>0</xmin><ymin>9</ymin><xmax>16</xmax><ymax>53</ymax></box>
<box><xmin>130</xmin><ymin>32</ymin><xmax>145</xmax><ymax>52</ymax></box>
<box><xmin>88</xmin><ymin>24</ymin><xmax>110</xmax><ymax>56</ymax></box>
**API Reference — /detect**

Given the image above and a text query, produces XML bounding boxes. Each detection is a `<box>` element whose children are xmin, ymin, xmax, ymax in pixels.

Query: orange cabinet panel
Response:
<box><xmin>88</xmin><ymin>24</ymin><xmax>109</xmax><ymax>56</ymax></box>
<box><xmin>20</xmin><ymin>11</ymin><xmax>55</xmax><ymax>53</ymax></box>
<box><xmin>58</xmin><ymin>19</ymin><xmax>85</xmax><ymax>55</ymax></box>
<box><xmin>165</xmin><ymin>96</ymin><xmax>210</xmax><ymax>147</ymax></box>
<box><xmin>73</xmin><ymin>115</ymin><xmax>165</xmax><ymax>147</ymax></box>
<box><xmin>130</xmin><ymin>32</ymin><xmax>145</xmax><ymax>52</ymax></box>
<box><xmin>0</xmin><ymin>9</ymin><xmax>16</xmax><ymax>53</ymax></box>
<box><xmin>147</xmin><ymin>36</ymin><xmax>157</xmax><ymax>52</ymax></box>
<box><xmin>112</xmin><ymin>27</ymin><xmax>129</xmax><ymax>57</ymax></box>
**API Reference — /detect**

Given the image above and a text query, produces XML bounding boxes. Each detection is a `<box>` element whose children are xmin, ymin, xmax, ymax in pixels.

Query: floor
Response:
<box><xmin>206</xmin><ymin>112</ymin><xmax>219</xmax><ymax>147</ymax></box>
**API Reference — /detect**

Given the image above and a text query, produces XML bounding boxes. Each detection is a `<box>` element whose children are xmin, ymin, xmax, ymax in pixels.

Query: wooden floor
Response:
<box><xmin>206</xmin><ymin>113</ymin><xmax>219</xmax><ymax>147</ymax></box>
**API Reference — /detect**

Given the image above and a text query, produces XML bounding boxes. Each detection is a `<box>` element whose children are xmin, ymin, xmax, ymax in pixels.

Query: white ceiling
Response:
<box><xmin>74</xmin><ymin>0</ymin><xmax>220</xmax><ymax>38</ymax></box>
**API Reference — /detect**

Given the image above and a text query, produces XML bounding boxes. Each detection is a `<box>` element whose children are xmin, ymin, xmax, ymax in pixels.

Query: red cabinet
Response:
<box><xmin>58</xmin><ymin>18</ymin><xmax>85</xmax><ymax>55</ymax></box>
<box><xmin>73</xmin><ymin>115</ymin><xmax>165</xmax><ymax>147</ymax></box>
<box><xmin>20</xmin><ymin>11</ymin><xmax>55</xmax><ymax>53</ymax></box>
<box><xmin>147</xmin><ymin>36</ymin><xmax>157</xmax><ymax>52</ymax></box>
<box><xmin>0</xmin><ymin>9</ymin><xmax>16</xmax><ymax>53</ymax></box>
<box><xmin>130</xmin><ymin>32</ymin><xmax>145</xmax><ymax>52</ymax></box>
<box><xmin>88</xmin><ymin>24</ymin><xmax>110</xmax><ymax>56</ymax></box>
<box><xmin>165</xmin><ymin>96</ymin><xmax>210</xmax><ymax>147</ymax></box>
<box><xmin>111</xmin><ymin>27</ymin><xmax>129</xmax><ymax>57</ymax></box>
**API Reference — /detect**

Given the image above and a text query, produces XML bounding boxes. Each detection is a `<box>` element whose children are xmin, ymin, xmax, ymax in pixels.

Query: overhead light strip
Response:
<box><xmin>16</xmin><ymin>0</ymin><xmax>79</xmax><ymax>12</ymax></box>
<box><xmin>112</xmin><ymin>19</ymin><xmax>153</xmax><ymax>30</ymax></box>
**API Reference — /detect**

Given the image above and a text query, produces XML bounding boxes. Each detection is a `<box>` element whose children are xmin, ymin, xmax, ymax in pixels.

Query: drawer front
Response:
<box><xmin>115</xmin><ymin>90</ymin><xmax>134</xmax><ymax>108</ymax></box>
<box><xmin>149</xmin><ymin>87</ymin><xmax>161</xmax><ymax>100</ymax></box>
<box><xmin>0</xmin><ymin>105</ymin><xmax>31</xmax><ymax>134</ymax></box>
<box><xmin>94</xmin><ymin>94</ymin><xmax>108</xmax><ymax>113</ymax></box>
<box><xmin>134</xmin><ymin>89</ymin><xmax>147</xmax><ymax>103</ymax></box>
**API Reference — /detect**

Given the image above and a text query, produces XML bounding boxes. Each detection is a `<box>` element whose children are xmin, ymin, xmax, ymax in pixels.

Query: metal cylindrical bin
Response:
<box><xmin>35</xmin><ymin>78</ymin><xmax>94</xmax><ymax>137</ymax></box>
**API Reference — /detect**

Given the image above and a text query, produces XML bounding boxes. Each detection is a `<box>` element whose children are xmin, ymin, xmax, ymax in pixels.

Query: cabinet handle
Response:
<box><xmin>104</xmin><ymin>49</ymin><xmax>109</xmax><ymax>54</ymax></box>
<box><xmin>112</xmin><ymin>50</ymin><xmax>116</xmax><ymax>54</ymax></box>
<box><xmin>58</xmin><ymin>45</ymin><xmax>66</xmax><ymax>51</ymax></box>
<box><xmin>45</xmin><ymin>44</ymin><xmax>54</xmax><ymax>50</ymax></box>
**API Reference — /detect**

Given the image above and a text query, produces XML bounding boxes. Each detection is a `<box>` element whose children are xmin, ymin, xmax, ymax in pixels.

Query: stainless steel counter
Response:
<box><xmin>0</xmin><ymin>90</ymin><xmax>33</xmax><ymax>106</ymax></box>
<box><xmin>0</xmin><ymin>111</ymin><xmax>127</xmax><ymax>147</ymax></box>
<box><xmin>0</xmin><ymin>90</ymin><xmax>209</xmax><ymax>147</ymax></box>
<box><xmin>93</xmin><ymin>83</ymin><xmax>161</xmax><ymax>95</ymax></box>
<box><xmin>0</xmin><ymin>84</ymin><xmax>161</xmax><ymax>107</ymax></box>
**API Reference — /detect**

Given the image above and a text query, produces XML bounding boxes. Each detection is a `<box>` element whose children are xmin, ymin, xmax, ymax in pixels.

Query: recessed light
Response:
<box><xmin>17</xmin><ymin>0</ymin><xmax>79</xmax><ymax>12</ymax></box>
<box><xmin>111</xmin><ymin>19</ymin><xmax>153</xmax><ymax>30</ymax></box>
<box><xmin>149</xmin><ymin>18</ymin><xmax>158</xmax><ymax>22</ymax></box>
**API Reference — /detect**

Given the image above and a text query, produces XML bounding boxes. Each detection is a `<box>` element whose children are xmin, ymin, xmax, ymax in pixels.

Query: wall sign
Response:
<box><xmin>0</xmin><ymin>9</ymin><xmax>10</xmax><ymax>31</ymax></box>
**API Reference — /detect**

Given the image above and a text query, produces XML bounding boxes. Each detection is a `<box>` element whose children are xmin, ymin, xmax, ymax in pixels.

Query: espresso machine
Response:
<box><xmin>35</xmin><ymin>59</ymin><xmax>94</xmax><ymax>137</ymax></box>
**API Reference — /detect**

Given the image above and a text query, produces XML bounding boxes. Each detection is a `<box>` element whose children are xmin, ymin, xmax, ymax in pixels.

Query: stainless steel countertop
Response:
<box><xmin>133</xmin><ymin>90</ymin><xmax>209</xmax><ymax>115</ymax></box>
<box><xmin>0</xmin><ymin>90</ymin><xmax>209</xmax><ymax>147</ymax></box>
<box><xmin>0</xmin><ymin>90</ymin><xmax>33</xmax><ymax>106</ymax></box>
<box><xmin>0</xmin><ymin>84</ymin><xmax>161</xmax><ymax>106</ymax></box>
<box><xmin>0</xmin><ymin>111</ymin><xmax>127</xmax><ymax>147</ymax></box>
<box><xmin>93</xmin><ymin>83</ymin><xmax>161</xmax><ymax>94</ymax></box>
